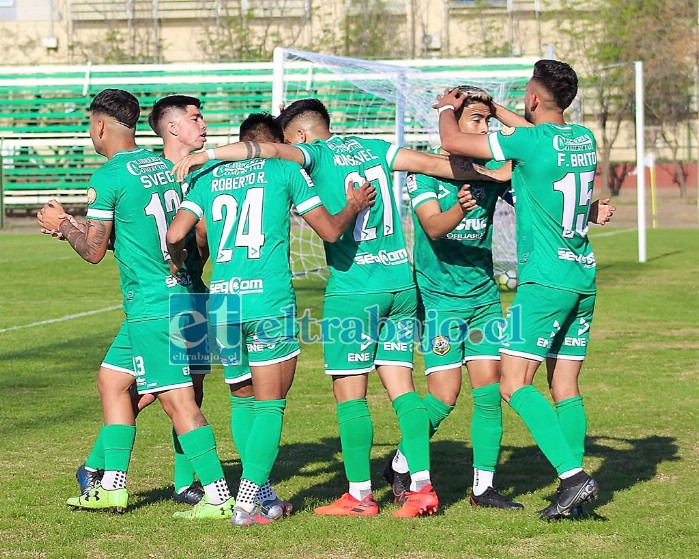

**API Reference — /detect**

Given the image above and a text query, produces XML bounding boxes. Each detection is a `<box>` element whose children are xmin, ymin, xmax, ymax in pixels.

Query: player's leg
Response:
<box><xmin>500</xmin><ymin>285</ymin><xmax>598</xmax><ymax>519</ymax></box>
<box><xmin>376</xmin><ymin>289</ymin><xmax>437</xmax><ymax>518</ymax></box>
<box><xmin>232</xmin><ymin>318</ymin><xmax>298</xmax><ymax>526</ymax></box>
<box><xmin>463</xmin><ymin>303</ymin><xmax>522</xmax><ymax>509</ymax></box>
<box><xmin>314</xmin><ymin>293</ymin><xmax>379</xmax><ymax>517</ymax></box>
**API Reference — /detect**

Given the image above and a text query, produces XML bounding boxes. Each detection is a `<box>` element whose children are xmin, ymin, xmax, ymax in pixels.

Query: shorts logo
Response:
<box><xmin>86</xmin><ymin>188</ymin><xmax>97</xmax><ymax>205</ymax></box>
<box><xmin>431</xmin><ymin>336</ymin><xmax>450</xmax><ymax>356</ymax></box>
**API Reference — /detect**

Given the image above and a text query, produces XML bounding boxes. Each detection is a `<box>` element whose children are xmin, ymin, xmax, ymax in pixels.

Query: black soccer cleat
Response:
<box><xmin>470</xmin><ymin>487</ymin><xmax>524</xmax><ymax>510</ymax></box>
<box><xmin>382</xmin><ymin>454</ymin><xmax>411</xmax><ymax>505</ymax></box>
<box><xmin>172</xmin><ymin>481</ymin><xmax>205</xmax><ymax>505</ymax></box>
<box><xmin>539</xmin><ymin>472</ymin><xmax>599</xmax><ymax>521</ymax></box>
<box><xmin>76</xmin><ymin>464</ymin><xmax>103</xmax><ymax>495</ymax></box>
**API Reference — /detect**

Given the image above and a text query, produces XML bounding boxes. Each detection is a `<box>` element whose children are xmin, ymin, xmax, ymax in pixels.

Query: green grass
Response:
<box><xmin>0</xmin><ymin>228</ymin><xmax>697</xmax><ymax>558</ymax></box>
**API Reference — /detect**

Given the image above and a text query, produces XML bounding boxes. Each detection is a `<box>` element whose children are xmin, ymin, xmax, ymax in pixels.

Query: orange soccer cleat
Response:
<box><xmin>392</xmin><ymin>484</ymin><xmax>439</xmax><ymax>518</ymax></box>
<box><xmin>314</xmin><ymin>493</ymin><xmax>379</xmax><ymax>517</ymax></box>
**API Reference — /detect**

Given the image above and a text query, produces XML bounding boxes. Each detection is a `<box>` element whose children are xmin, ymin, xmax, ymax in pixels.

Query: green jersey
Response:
<box><xmin>296</xmin><ymin>135</ymin><xmax>413</xmax><ymax>295</ymax></box>
<box><xmin>86</xmin><ymin>147</ymin><xmax>190</xmax><ymax>320</ymax></box>
<box><xmin>407</xmin><ymin>158</ymin><xmax>509</xmax><ymax>310</ymax></box>
<box><xmin>181</xmin><ymin>158</ymin><xmax>322</xmax><ymax>322</ymax></box>
<box><xmin>488</xmin><ymin>124</ymin><xmax>597</xmax><ymax>294</ymax></box>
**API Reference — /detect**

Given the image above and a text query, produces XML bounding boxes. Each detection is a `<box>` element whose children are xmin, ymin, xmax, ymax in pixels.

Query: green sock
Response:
<box><xmin>230</xmin><ymin>395</ymin><xmax>255</xmax><ymax>465</ymax></box>
<box><xmin>102</xmin><ymin>424</ymin><xmax>136</xmax><ymax>473</ymax></box>
<box><xmin>85</xmin><ymin>426</ymin><xmax>106</xmax><ymax>470</ymax></box>
<box><xmin>471</xmin><ymin>383</ymin><xmax>502</xmax><ymax>472</ymax></box>
<box><xmin>508</xmin><ymin>385</ymin><xmax>578</xmax><ymax>475</ymax></box>
<box><xmin>336</xmin><ymin>398</ymin><xmax>373</xmax><ymax>483</ymax></box>
<box><xmin>242</xmin><ymin>399</ymin><xmax>286</xmax><ymax>486</ymax></box>
<box><xmin>397</xmin><ymin>393</ymin><xmax>453</xmax><ymax>455</ymax></box>
<box><xmin>392</xmin><ymin>391</ymin><xmax>430</xmax><ymax>474</ymax></box>
<box><xmin>172</xmin><ymin>428</ymin><xmax>196</xmax><ymax>492</ymax></box>
<box><xmin>178</xmin><ymin>425</ymin><xmax>225</xmax><ymax>486</ymax></box>
<box><xmin>555</xmin><ymin>395</ymin><xmax>587</xmax><ymax>467</ymax></box>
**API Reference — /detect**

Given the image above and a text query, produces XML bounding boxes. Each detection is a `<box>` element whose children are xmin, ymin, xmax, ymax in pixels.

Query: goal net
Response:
<box><xmin>273</xmin><ymin>48</ymin><xmax>530</xmax><ymax>278</ymax></box>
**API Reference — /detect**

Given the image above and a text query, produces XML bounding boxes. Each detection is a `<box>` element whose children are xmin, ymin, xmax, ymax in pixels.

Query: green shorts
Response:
<box><xmin>214</xmin><ymin>316</ymin><xmax>299</xmax><ymax>385</ymax></box>
<box><xmin>102</xmin><ymin>321</ymin><xmax>135</xmax><ymax>376</ymax></box>
<box><xmin>419</xmin><ymin>302</ymin><xmax>503</xmax><ymax>375</ymax></box>
<box><xmin>322</xmin><ymin>289</ymin><xmax>417</xmax><ymax>375</ymax></box>
<box><xmin>501</xmin><ymin>283</ymin><xmax>595</xmax><ymax>362</ymax></box>
<box><xmin>128</xmin><ymin>318</ymin><xmax>193</xmax><ymax>394</ymax></box>
<box><xmin>170</xmin><ymin>292</ymin><xmax>212</xmax><ymax>375</ymax></box>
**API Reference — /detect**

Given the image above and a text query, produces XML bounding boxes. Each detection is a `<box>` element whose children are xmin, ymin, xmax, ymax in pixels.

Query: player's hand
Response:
<box><xmin>169</xmin><ymin>249</ymin><xmax>188</xmax><ymax>277</ymax></box>
<box><xmin>39</xmin><ymin>212</ymin><xmax>78</xmax><ymax>239</ymax></box>
<box><xmin>590</xmin><ymin>198</ymin><xmax>616</xmax><ymax>225</ymax></box>
<box><xmin>37</xmin><ymin>200</ymin><xmax>68</xmax><ymax>233</ymax></box>
<box><xmin>433</xmin><ymin>87</ymin><xmax>466</xmax><ymax>112</ymax></box>
<box><xmin>457</xmin><ymin>184</ymin><xmax>478</xmax><ymax>213</ymax></box>
<box><xmin>173</xmin><ymin>152</ymin><xmax>208</xmax><ymax>182</ymax></box>
<box><xmin>346</xmin><ymin>179</ymin><xmax>377</xmax><ymax>212</ymax></box>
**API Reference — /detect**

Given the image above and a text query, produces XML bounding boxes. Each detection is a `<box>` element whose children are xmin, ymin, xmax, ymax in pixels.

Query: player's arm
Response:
<box><xmin>415</xmin><ymin>184</ymin><xmax>476</xmax><ymax>241</ymax></box>
<box><xmin>433</xmin><ymin>88</ymin><xmax>493</xmax><ymax>160</ymax></box>
<box><xmin>393</xmin><ymin>149</ymin><xmax>508</xmax><ymax>183</ymax></box>
<box><xmin>195</xmin><ymin>218</ymin><xmax>209</xmax><ymax>265</ymax></box>
<box><xmin>172</xmin><ymin>142</ymin><xmax>305</xmax><ymax>182</ymax></box>
<box><xmin>588</xmin><ymin>198</ymin><xmax>616</xmax><ymax>225</ymax></box>
<box><xmin>166</xmin><ymin>209</ymin><xmax>199</xmax><ymax>275</ymax></box>
<box><xmin>492</xmin><ymin>101</ymin><xmax>532</xmax><ymax>128</ymax></box>
<box><xmin>301</xmin><ymin>180</ymin><xmax>376</xmax><ymax>242</ymax></box>
<box><xmin>37</xmin><ymin>200</ymin><xmax>111</xmax><ymax>264</ymax></box>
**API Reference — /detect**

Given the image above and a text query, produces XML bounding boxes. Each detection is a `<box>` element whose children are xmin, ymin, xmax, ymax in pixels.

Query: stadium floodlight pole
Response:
<box><xmin>635</xmin><ymin>60</ymin><xmax>647</xmax><ymax>263</ymax></box>
<box><xmin>271</xmin><ymin>47</ymin><xmax>286</xmax><ymax>117</ymax></box>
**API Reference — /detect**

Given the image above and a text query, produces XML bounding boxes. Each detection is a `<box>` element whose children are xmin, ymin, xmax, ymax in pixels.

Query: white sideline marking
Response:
<box><xmin>0</xmin><ymin>305</ymin><xmax>121</xmax><ymax>334</ymax></box>
<box><xmin>591</xmin><ymin>228</ymin><xmax>635</xmax><ymax>238</ymax></box>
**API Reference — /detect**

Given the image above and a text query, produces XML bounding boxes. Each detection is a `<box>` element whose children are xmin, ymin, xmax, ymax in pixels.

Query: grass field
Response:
<box><xmin>1</xmin><ymin>228</ymin><xmax>698</xmax><ymax>559</ymax></box>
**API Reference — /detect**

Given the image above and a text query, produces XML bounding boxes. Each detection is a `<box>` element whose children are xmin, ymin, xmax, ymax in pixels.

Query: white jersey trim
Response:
<box><xmin>499</xmin><ymin>348</ymin><xmax>545</xmax><ymax>362</ymax></box>
<box><xmin>546</xmin><ymin>353</ymin><xmax>586</xmax><ymax>361</ymax></box>
<box><xmin>139</xmin><ymin>380</ymin><xmax>193</xmax><ymax>394</ymax></box>
<box><xmin>463</xmin><ymin>355</ymin><xmax>501</xmax><ymax>363</ymax></box>
<box><xmin>224</xmin><ymin>372</ymin><xmax>253</xmax><ymax>384</ymax></box>
<box><xmin>297</xmin><ymin>144</ymin><xmax>311</xmax><ymax>168</ymax></box>
<box><xmin>325</xmin><ymin>365</ymin><xmax>374</xmax><ymax>376</ymax></box>
<box><xmin>87</xmin><ymin>209</ymin><xmax>114</xmax><ymax>220</ymax></box>
<box><xmin>374</xmin><ymin>359</ymin><xmax>413</xmax><ymax>369</ymax></box>
<box><xmin>411</xmin><ymin>192</ymin><xmax>438</xmax><ymax>208</ymax></box>
<box><xmin>488</xmin><ymin>133</ymin><xmax>506</xmax><ymax>162</ymax></box>
<box><xmin>424</xmin><ymin>362</ymin><xmax>463</xmax><ymax>376</ymax></box>
<box><xmin>100</xmin><ymin>362</ymin><xmax>136</xmax><ymax>377</ymax></box>
<box><xmin>386</xmin><ymin>145</ymin><xmax>399</xmax><ymax>169</ymax></box>
<box><xmin>249</xmin><ymin>348</ymin><xmax>301</xmax><ymax>367</ymax></box>
<box><xmin>295</xmin><ymin>196</ymin><xmax>322</xmax><ymax>215</ymax></box>
<box><xmin>180</xmin><ymin>200</ymin><xmax>203</xmax><ymax>219</ymax></box>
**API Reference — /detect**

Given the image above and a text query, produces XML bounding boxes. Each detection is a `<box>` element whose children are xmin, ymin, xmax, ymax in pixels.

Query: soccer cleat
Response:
<box><xmin>66</xmin><ymin>484</ymin><xmax>128</xmax><ymax>513</ymax></box>
<box><xmin>314</xmin><ymin>493</ymin><xmax>379</xmax><ymax>517</ymax></box>
<box><xmin>470</xmin><ymin>487</ymin><xmax>524</xmax><ymax>510</ymax></box>
<box><xmin>172</xmin><ymin>481</ymin><xmax>205</xmax><ymax>505</ymax></box>
<box><xmin>539</xmin><ymin>473</ymin><xmax>599</xmax><ymax>521</ymax></box>
<box><xmin>392</xmin><ymin>484</ymin><xmax>439</xmax><ymax>518</ymax></box>
<box><xmin>259</xmin><ymin>496</ymin><xmax>293</xmax><ymax>520</ymax></box>
<box><xmin>76</xmin><ymin>464</ymin><xmax>103</xmax><ymax>495</ymax></box>
<box><xmin>382</xmin><ymin>455</ymin><xmax>410</xmax><ymax>505</ymax></box>
<box><xmin>173</xmin><ymin>495</ymin><xmax>234</xmax><ymax>520</ymax></box>
<box><xmin>231</xmin><ymin>505</ymin><xmax>277</xmax><ymax>526</ymax></box>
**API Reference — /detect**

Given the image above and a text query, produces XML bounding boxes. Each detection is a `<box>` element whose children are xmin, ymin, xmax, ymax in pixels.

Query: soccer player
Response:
<box><xmin>433</xmin><ymin>60</ymin><xmax>601</xmax><ymax>520</ymax></box>
<box><xmin>165</xmin><ymin>112</ymin><xmax>376</xmax><ymax>526</ymax></box>
<box><xmin>37</xmin><ymin>89</ymin><xmax>234</xmax><ymax>519</ymax></box>
<box><xmin>172</xmin><ymin>98</ymin><xmax>507</xmax><ymax>518</ymax></box>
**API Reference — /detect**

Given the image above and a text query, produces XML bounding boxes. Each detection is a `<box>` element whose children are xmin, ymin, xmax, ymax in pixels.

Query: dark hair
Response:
<box><xmin>90</xmin><ymin>89</ymin><xmax>140</xmax><ymax>129</ymax></box>
<box><xmin>531</xmin><ymin>59</ymin><xmax>578</xmax><ymax>110</ymax></box>
<box><xmin>148</xmin><ymin>95</ymin><xmax>201</xmax><ymax>135</ymax></box>
<box><xmin>276</xmin><ymin>98</ymin><xmax>330</xmax><ymax>131</ymax></box>
<box><xmin>454</xmin><ymin>85</ymin><xmax>495</xmax><ymax>120</ymax></box>
<box><xmin>239</xmin><ymin>112</ymin><xmax>284</xmax><ymax>142</ymax></box>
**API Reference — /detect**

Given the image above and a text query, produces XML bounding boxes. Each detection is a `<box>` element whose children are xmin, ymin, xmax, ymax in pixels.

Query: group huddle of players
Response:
<box><xmin>37</xmin><ymin>58</ymin><xmax>612</xmax><ymax>525</ymax></box>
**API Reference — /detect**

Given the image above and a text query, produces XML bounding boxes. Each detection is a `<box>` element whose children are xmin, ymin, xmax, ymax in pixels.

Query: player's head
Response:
<box><xmin>239</xmin><ymin>112</ymin><xmax>284</xmax><ymax>143</ymax></box>
<box><xmin>276</xmin><ymin>98</ymin><xmax>331</xmax><ymax>144</ymax></box>
<box><xmin>89</xmin><ymin>88</ymin><xmax>140</xmax><ymax>155</ymax></box>
<box><xmin>454</xmin><ymin>85</ymin><xmax>494</xmax><ymax>135</ymax></box>
<box><xmin>148</xmin><ymin>95</ymin><xmax>206</xmax><ymax>151</ymax></box>
<box><xmin>524</xmin><ymin>59</ymin><xmax>578</xmax><ymax>122</ymax></box>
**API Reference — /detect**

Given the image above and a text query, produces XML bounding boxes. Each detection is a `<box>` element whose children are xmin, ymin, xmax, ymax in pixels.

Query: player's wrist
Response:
<box><xmin>205</xmin><ymin>148</ymin><xmax>216</xmax><ymax>161</ymax></box>
<box><xmin>437</xmin><ymin>105</ymin><xmax>456</xmax><ymax>114</ymax></box>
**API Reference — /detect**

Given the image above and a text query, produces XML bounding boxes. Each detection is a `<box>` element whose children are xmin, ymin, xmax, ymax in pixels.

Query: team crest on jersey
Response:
<box><xmin>500</xmin><ymin>126</ymin><xmax>516</xmax><ymax>136</ymax></box>
<box><xmin>86</xmin><ymin>187</ymin><xmax>97</xmax><ymax>205</ymax></box>
<box><xmin>431</xmin><ymin>336</ymin><xmax>450</xmax><ymax>356</ymax></box>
